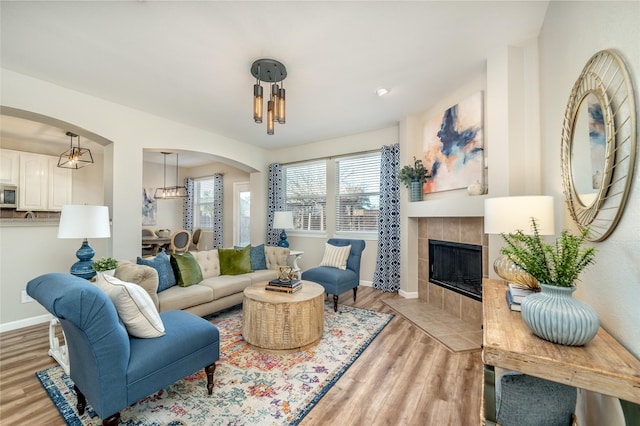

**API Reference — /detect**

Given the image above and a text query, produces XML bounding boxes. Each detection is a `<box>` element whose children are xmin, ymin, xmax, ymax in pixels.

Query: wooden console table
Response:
<box><xmin>482</xmin><ymin>279</ymin><xmax>640</xmax><ymax>425</ymax></box>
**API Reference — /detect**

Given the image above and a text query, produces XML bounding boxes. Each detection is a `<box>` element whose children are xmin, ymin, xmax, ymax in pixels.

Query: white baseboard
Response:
<box><xmin>0</xmin><ymin>314</ymin><xmax>53</xmax><ymax>333</ymax></box>
<box><xmin>359</xmin><ymin>280</ymin><xmax>372</xmax><ymax>287</ymax></box>
<box><xmin>398</xmin><ymin>289</ymin><xmax>419</xmax><ymax>299</ymax></box>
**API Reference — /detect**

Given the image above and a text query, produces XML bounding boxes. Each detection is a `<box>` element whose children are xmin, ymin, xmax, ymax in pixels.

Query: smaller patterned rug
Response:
<box><xmin>36</xmin><ymin>303</ymin><xmax>393</xmax><ymax>425</ymax></box>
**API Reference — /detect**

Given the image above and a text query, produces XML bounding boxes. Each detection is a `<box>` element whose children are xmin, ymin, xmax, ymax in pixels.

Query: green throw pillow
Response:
<box><xmin>219</xmin><ymin>245</ymin><xmax>253</xmax><ymax>275</ymax></box>
<box><xmin>170</xmin><ymin>252</ymin><xmax>203</xmax><ymax>287</ymax></box>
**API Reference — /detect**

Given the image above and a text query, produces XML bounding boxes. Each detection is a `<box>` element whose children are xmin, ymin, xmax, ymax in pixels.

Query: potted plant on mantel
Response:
<box><xmin>500</xmin><ymin>218</ymin><xmax>598</xmax><ymax>346</ymax></box>
<box><xmin>398</xmin><ymin>156</ymin><xmax>429</xmax><ymax>202</ymax></box>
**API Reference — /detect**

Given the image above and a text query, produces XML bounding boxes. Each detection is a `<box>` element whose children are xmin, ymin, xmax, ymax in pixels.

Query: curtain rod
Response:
<box><xmin>279</xmin><ymin>148</ymin><xmax>382</xmax><ymax>166</ymax></box>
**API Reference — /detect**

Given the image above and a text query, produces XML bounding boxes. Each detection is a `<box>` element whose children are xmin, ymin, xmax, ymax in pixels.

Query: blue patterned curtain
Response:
<box><xmin>266</xmin><ymin>163</ymin><xmax>284</xmax><ymax>246</ymax></box>
<box><xmin>373</xmin><ymin>143</ymin><xmax>401</xmax><ymax>292</ymax></box>
<box><xmin>213</xmin><ymin>174</ymin><xmax>223</xmax><ymax>248</ymax></box>
<box><xmin>183</xmin><ymin>178</ymin><xmax>194</xmax><ymax>232</ymax></box>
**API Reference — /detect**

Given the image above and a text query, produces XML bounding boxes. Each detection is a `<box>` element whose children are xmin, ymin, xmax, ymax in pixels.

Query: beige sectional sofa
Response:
<box><xmin>114</xmin><ymin>246</ymin><xmax>290</xmax><ymax>318</ymax></box>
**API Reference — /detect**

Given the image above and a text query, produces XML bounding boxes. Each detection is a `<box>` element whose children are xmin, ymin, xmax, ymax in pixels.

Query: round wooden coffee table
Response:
<box><xmin>242</xmin><ymin>281</ymin><xmax>325</xmax><ymax>351</ymax></box>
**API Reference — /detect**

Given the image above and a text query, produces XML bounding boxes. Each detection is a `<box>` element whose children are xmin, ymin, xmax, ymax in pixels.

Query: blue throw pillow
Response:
<box><xmin>235</xmin><ymin>244</ymin><xmax>267</xmax><ymax>270</ymax></box>
<box><xmin>137</xmin><ymin>251</ymin><xmax>176</xmax><ymax>292</ymax></box>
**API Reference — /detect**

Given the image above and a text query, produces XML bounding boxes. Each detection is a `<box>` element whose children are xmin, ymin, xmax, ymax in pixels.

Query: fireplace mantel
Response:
<box><xmin>406</xmin><ymin>195</ymin><xmax>488</xmax><ymax>218</ymax></box>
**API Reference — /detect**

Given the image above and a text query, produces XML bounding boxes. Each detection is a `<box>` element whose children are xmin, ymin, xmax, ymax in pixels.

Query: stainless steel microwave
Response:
<box><xmin>0</xmin><ymin>184</ymin><xmax>17</xmax><ymax>208</ymax></box>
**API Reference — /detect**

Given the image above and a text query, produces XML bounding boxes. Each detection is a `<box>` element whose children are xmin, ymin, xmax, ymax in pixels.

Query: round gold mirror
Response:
<box><xmin>561</xmin><ymin>50</ymin><xmax>636</xmax><ymax>241</ymax></box>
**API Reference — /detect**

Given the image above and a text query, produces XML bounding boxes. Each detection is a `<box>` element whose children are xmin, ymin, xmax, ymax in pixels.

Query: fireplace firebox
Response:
<box><xmin>428</xmin><ymin>239</ymin><xmax>482</xmax><ymax>301</ymax></box>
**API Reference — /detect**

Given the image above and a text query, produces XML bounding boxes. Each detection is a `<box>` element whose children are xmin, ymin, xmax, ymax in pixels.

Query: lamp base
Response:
<box><xmin>278</xmin><ymin>230</ymin><xmax>289</xmax><ymax>248</ymax></box>
<box><xmin>70</xmin><ymin>240</ymin><xmax>97</xmax><ymax>280</ymax></box>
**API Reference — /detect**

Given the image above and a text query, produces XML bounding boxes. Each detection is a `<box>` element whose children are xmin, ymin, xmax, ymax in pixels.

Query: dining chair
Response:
<box><xmin>141</xmin><ymin>228</ymin><xmax>157</xmax><ymax>256</ymax></box>
<box><xmin>170</xmin><ymin>230</ymin><xmax>191</xmax><ymax>254</ymax></box>
<box><xmin>190</xmin><ymin>228</ymin><xmax>202</xmax><ymax>251</ymax></box>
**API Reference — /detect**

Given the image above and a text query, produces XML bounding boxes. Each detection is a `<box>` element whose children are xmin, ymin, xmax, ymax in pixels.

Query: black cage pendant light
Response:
<box><xmin>251</xmin><ymin>58</ymin><xmax>287</xmax><ymax>135</ymax></box>
<box><xmin>154</xmin><ymin>152</ymin><xmax>187</xmax><ymax>199</ymax></box>
<box><xmin>58</xmin><ymin>131</ymin><xmax>94</xmax><ymax>169</ymax></box>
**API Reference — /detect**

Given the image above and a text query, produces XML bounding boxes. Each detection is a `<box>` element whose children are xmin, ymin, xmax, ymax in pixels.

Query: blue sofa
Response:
<box><xmin>27</xmin><ymin>273</ymin><xmax>220</xmax><ymax>426</ymax></box>
<box><xmin>302</xmin><ymin>238</ymin><xmax>366</xmax><ymax>312</ymax></box>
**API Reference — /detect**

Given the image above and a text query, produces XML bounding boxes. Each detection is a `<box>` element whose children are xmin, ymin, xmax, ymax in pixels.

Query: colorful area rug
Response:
<box><xmin>36</xmin><ymin>303</ymin><xmax>393</xmax><ymax>425</ymax></box>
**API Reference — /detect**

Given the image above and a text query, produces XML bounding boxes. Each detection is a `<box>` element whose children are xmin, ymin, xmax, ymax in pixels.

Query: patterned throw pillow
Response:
<box><xmin>235</xmin><ymin>244</ymin><xmax>267</xmax><ymax>270</ymax></box>
<box><xmin>137</xmin><ymin>251</ymin><xmax>176</xmax><ymax>292</ymax></box>
<box><xmin>219</xmin><ymin>245</ymin><xmax>253</xmax><ymax>275</ymax></box>
<box><xmin>170</xmin><ymin>252</ymin><xmax>204</xmax><ymax>287</ymax></box>
<box><xmin>319</xmin><ymin>243</ymin><xmax>351</xmax><ymax>270</ymax></box>
<box><xmin>94</xmin><ymin>273</ymin><xmax>165</xmax><ymax>338</ymax></box>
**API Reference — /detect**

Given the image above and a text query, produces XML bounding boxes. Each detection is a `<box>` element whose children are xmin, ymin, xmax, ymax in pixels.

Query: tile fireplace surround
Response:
<box><xmin>413</xmin><ymin>217</ymin><xmax>488</xmax><ymax>348</ymax></box>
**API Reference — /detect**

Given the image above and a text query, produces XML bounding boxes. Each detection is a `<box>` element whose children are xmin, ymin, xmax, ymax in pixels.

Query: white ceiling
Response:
<box><xmin>0</xmin><ymin>1</ymin><xmax>549</xmax><ymax>155</ymax></box>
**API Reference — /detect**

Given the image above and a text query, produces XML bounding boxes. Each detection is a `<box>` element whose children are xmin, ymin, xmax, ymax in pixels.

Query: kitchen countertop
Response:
<box><xmin>0</xmin><ymin>218</ymin><xmax>60</xmax><ymax>227</ymax></box>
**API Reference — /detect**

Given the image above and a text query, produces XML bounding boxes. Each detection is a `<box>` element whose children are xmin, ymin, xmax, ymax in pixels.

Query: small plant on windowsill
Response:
<box><xmin>398</xmin><ymin>156</ymin><xmax>429</xmax><ymax>188</ymax></box>
<box><xmin>92</xmin><ymin>257</ymin><xmax>119</xmax><ymax>273</ymax></box>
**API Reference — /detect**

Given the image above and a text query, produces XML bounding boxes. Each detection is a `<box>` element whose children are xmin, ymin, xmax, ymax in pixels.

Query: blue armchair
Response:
<box><xmin>27</xmin><ymin>273</ymin><xmax>220</xmax><ymax>426</ymax></box>
<box><xmin>301</xmin><ymin>238</ymin><xmax>365</xmax><ymax>312</ymax></box>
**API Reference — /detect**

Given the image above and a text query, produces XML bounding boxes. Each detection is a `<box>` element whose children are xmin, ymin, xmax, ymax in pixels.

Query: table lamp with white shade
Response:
<box><xmin>273</xmin><ymin>211</ymin><xmax>294</xmax><ymax>248</ymax></box>
<box><xmin>484</xmin><ymin>196</ymin><xmax>555</xmax><ymax>289</ymax></box>
<box><xmin>58</xmin><ymin>205</ymin><xmax>111</xmax><ymax>280</ymax></box>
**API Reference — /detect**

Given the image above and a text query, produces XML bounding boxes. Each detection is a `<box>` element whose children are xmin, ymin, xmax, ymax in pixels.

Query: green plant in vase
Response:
<box><xmin>398</xmin><ymin>157</ymin><xmax>429</xmax><ymax>202</ymax></box>
<box><xmin>92</xmin><ymin>257</ymin><xmax>119</xmax><ymax>273</ymax></box>
<box><xmin>500</xmin><ymin>218</ymin><xmax>596</xmax><ymax>287</ymax></box>
<box><xmin>500</xmin><ymin>218</ymin><xmax>598</xmax><ymax>346</ymax></box>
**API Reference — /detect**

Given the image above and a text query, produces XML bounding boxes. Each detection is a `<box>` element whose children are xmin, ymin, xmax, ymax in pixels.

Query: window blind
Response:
<box><xmin>335</xmin><ymin>153</ymin><xmax>380</xmax><ymax>232</ymax></box>
<box><xmin>283</xmin><ymin>160</ymin><xmax>327</xmax><ymax>231</ymax></box>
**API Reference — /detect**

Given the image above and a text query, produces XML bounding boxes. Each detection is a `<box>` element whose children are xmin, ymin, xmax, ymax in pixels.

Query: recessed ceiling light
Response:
<box><xmin>376</xmin><ymin>88</ymin><xmax>389</xmax><ymax>97</ymax></box>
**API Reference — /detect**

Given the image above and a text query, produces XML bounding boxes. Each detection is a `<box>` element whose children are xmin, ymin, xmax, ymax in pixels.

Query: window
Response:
<box><xmin>234</xmin><ymin>182</ymin><xmax>250</xmax><ymax>246</ymax></box>
<box><xmin>283</xmin><ymin>161</ymin><xmax>326</xmax><ymax>232</ymax></box>
<box><xmin>335</xmin><ymin>153</ymin><xmax>380</xmax><ymax>233</ymax></box>
<box><xmin>193</xmin><ymin>177</ymin><xmax>215</xmax><ymax>229</ymax></box>
<box><xmin>281</xmin><ymin>152</ymin><xmax>381</xmax><ymax>235</ymax></box>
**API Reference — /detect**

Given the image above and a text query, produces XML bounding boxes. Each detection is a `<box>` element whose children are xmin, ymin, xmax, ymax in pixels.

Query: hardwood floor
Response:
<box><xmin>0</xmin><ymin>286</ymin><xmax>483</xmax><ymax>425</ymax></box>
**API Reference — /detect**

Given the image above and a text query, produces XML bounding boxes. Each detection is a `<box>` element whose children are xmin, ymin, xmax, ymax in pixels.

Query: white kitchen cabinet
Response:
<box><xmin>48</xmin><ymin>158</ymin><xmax>72</xmax><ymax>210</ymax></box>
<box><xmin>18</xmin><ymin>152</ymin><xmax>72</xmax><ymax>211</ymax></box>
<box><xmin>0</xmin><ymin>149</ymin><xmax>20</xmax><ymax>185</ymax></box>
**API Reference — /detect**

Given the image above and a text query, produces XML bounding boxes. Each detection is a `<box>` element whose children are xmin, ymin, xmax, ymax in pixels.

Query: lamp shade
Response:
<box><xmin>484</xmin><ymin>196</ymin><xmax>555</xmax><ymax>235</ymax></box>
<box><xmin>58</xmin><ymin>205</ymin><xmax>111</xmax><ymax>239</ymax></box>
<box><xmin>273</xmin><ymin>211</ymin><xmax>294</xmax><ymax>230</ymax></box>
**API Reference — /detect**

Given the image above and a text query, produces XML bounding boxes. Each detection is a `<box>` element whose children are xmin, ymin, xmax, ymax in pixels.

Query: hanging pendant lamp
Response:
<box><xmin>154</xmin><ymin>152</ymin><xmax>187</xmax><ymax>199</ymax></box>
<box><xmin>58</xmin><ymin>131</ymin><xmax>94</xmax><ymax>169</ymax></box>
<box><xmin>251</xmin><ymin>58</ymin><xmax>287</xmax><ymax>135</ymax></box>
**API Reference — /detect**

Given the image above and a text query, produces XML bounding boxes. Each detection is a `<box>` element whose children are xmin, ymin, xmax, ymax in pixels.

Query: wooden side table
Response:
<box><xmin>482</xmin><ymin>279</ymin><xmax>640</xmax><ymax>425</ymax></box>
<box><xmin>242</xmin><ymin>281</ymin><xmax>324</xmax><ymax>351</ymax></box>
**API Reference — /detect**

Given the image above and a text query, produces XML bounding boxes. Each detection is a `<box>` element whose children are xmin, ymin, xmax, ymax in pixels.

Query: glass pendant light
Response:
<box><xmin>250</xmin><ymin>58</ymin><xmax>287</xmax><ymax>135</ymax></box>
<box><xmin>253</xmin><ymin>63</ymin><xmax>263</xmax><ymax>123</ymax></box>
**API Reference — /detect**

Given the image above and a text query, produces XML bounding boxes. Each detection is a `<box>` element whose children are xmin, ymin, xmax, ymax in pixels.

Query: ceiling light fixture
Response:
<box><xmin>58</xmin><ymin>131</ymin><xmax>94</xmax><ymax>169</ymax></box>
<box><xmin>376</xmin><ymin>88</ymin><xmax>389</xmax><ymax>97</ymax></box>
<box><xmin>154</xmin><ymin>152</ymin><xmax>187</xmax><ymax>199</ymax></box>
<box><xmin>251</xmin><ymin>58</ymin><xmax>287</xmax><ymax>135</ymax></box>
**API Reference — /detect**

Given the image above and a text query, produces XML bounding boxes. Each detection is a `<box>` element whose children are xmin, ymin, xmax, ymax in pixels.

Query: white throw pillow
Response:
<box><xmin>319</xmin><ymin>243</ymin><xmax>351</xmax><ymax>270</ymax></box>
<box><xmin>95</xmin><ymin>273</ymin><xmax>165</xmax><ymax>338</ymax></box>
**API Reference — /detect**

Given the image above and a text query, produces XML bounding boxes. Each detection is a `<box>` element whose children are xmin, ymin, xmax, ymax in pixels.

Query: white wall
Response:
<box><xmin>540</xmin><ymin>2</ymin><xmax>639</xmax><ymax>424</ymax></box>
<box><xmin>0</xmin><ymin>68</ymin><xmax>269</xmax><ymax>328</ymax></box>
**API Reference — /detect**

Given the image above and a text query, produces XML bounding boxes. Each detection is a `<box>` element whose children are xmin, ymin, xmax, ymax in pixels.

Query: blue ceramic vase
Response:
<box><xmin>410</xmin><ymin>180</ymin><xmax>422</xmax><ymax>202</ymax></box>
<box><xmin>521</xmin><ymin>283</ymin><xmax>599</xmax><ymax>346</ymax></box>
